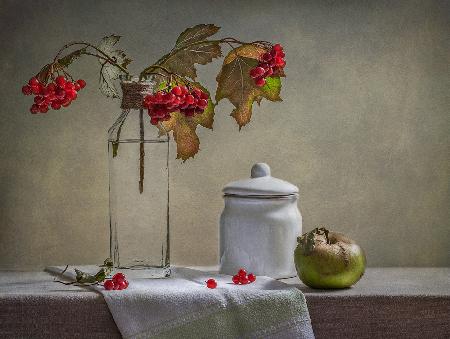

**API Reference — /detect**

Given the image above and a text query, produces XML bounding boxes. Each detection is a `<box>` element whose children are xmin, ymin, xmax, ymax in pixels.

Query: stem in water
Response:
<box><xmin>139</xmin><ymin>109</ymin><xmax>145</xmax><ymax>193</ymax></box>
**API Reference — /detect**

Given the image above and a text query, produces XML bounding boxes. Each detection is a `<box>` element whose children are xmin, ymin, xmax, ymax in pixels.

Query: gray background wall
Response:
<box><xmin>0</xmin><ymin>0</ymin><xmax>449</xmax><ymax>270</ymax></box>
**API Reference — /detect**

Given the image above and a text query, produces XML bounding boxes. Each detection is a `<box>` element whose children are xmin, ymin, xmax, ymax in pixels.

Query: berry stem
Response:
<box><xmin>138</xmin><ymin>108</ymin><xmax>145</xmax><ymax>194</ymax></box>
<box><xmin>53</xmin><ymin>41</ymin><xmax>130</xmax><ymax>75</ymax></box>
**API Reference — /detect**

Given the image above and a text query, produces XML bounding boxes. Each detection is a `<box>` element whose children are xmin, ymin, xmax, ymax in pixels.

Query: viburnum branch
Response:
<box><xmin>22</xmin><ymin>23</ymin><xmax>286</xmax><ymax>163</ymax></box>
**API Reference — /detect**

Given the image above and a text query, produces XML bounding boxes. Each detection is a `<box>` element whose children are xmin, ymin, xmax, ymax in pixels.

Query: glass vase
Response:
<box><xmin>108</xmin><ymin>75</ymin><xmax>170</xmax><ymax>277</ymax></box>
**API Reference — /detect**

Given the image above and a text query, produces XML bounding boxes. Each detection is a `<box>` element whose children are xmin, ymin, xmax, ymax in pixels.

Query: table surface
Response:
<box><xmin>0</xmin><ymin>267</ymin><xmax>449</xmax><ymax>339</ymax></box>
<box><xmin>0</xmin><ymin>266</ymin><xmax>448</xmax><ymax>297</ymax></box>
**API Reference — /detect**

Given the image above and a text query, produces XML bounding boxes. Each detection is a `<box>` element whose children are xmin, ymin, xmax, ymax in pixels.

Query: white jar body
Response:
<box><xmin>219</xmin><ymin>195</ymin><xmax>302</xmax><ymax>279</ymax></box>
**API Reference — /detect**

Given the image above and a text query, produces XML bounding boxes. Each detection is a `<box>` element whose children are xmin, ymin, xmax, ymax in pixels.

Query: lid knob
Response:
<box><xmin>251</xmin><ymin>163</ymin><xmax>271</xmax><ymax>178</ymax></box>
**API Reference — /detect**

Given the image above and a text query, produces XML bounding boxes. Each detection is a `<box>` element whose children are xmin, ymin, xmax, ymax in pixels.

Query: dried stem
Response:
<box><xmin>139</xmin><ymin>108</ymin><xmax>145</xmax><ymax>194</ymax></box>
<box><xmin>53</xmin><ymin>41</ymin><xmax>130</xmax><ymax>75</ymax></box>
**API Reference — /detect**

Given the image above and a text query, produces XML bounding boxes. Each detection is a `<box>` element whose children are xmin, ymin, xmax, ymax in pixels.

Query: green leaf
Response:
<box><xmin>216</xmin><ymin>44</ymin><xmax>283</xmax><ymax>129</ymax></box>
<box><xmin>97</xmin><ymin>35</ymin><xmax>132</xmax><ymax>98</ymax></box>
<box><xmin>175</xmin><ymin>24</ymin><xmax>220</xmax><ymax>48</ymax></box>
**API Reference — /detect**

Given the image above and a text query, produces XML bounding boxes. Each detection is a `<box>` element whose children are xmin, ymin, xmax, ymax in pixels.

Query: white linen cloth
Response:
<box><xmin>46</xmin><ymin>266</ymin><xmax>314</xmax><ymax>339</ymax></box>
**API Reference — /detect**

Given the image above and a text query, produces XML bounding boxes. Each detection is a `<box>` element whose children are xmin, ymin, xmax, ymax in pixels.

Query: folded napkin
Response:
<box><xmin>46</xmin><ymin>266</ymin><xmax>314</xmax><ymax>339</ymax></box>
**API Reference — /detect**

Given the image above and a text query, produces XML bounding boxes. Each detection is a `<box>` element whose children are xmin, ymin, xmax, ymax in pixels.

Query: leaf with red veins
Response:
<box><xmin>216</xmin><ymin>44</ymin><xmax>283</xmax><ymax>129</ymax></box>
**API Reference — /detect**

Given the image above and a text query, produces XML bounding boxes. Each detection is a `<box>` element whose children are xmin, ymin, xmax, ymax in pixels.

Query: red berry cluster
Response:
<box><xmin>232</xmin><ymin>268</ymin><xmax>256</xmax><ymax>285</ymax></box>
<box><xmin>143</xmin><ymin>85</ymin><xmax>209</xmax><ymax>125</ymax></box>
<box><xmin>22</xmin><ymin>76</ymin><xmax>86</xmax><ymax>114</ymax></box>
<box><xmin>249</xmin><ymin>43</ymin><xmax>286</xmax><ymax>87</ymax></box>
<box><xmin>104</xmin><ymin>272</ymin><xmax>129</xmax><ymax>291</ymax></box>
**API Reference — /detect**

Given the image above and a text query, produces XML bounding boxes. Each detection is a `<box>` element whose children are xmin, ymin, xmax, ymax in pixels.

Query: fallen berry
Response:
<box><xmin>116</xmin><ymin>280</ymin><xmax>127</xmax><ymax>290</ymax></box>
<box><xmin>240</xmin><ymin>277</ymin><xmax>249</xmax><ymax>285</ymax></box>
<box><xmin>247</xmin><ymin>273</ymin><xmax>256</xmax><ymax>283</ymax></box>
<box><xmin>112</xmin><ymin>272</ymin><xmax>126</xmax><ymax>284</ymax></box>
<box><xmin>206</xmin><ymin>278</ymin><xmax>217</xmax><ymax>289</ymax></box>
<box><xmin>104</xmin><ymin>280</ymin><xmax>114</xmax><ymax>290</ymax></box>
<box><xmin>238</xmin><ymin>268</ymin><xmax>247</xmax><ymax>278</ymax></box>
<box><xmin>232</xmin><ymin>275</ymin><xmax>240</xmax><ymax>285</ymax></box>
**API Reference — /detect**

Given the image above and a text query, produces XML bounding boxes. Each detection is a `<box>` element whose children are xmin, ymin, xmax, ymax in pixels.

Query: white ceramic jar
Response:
<box><xmin>219</xmin><ymin>163</ymin><xmax>302</xmax><ymax>279</ymax></box>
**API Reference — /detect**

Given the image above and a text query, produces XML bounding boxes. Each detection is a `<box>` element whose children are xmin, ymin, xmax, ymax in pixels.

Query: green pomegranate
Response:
<box><xmin>294</xmin><ymin>227</ymin><xmax>366</xmax><ymax>289</ymax></box>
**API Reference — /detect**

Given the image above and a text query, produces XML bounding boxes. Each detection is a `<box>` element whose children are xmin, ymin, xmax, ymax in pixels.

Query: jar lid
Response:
<box><xmin>223</xmin><ymin>163</ymin><xmax>299</xmax><ymax>197</ymax></box>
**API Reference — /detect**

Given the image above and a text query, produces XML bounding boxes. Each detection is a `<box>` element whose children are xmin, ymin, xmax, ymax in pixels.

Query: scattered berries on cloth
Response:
<box><xmin>233</xmin><ymin>268</ymin><xmax>257</xmax><ymax>285</ymax></box>
<box><xmin>104</xmin><ymin>272</ymin><xmax>129</xmax><ymax>291</ymax></box>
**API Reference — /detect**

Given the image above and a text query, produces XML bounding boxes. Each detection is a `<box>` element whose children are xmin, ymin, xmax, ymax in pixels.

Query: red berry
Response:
<box><xmin>76</xmin><ymin>79</ymin><xmax>86</xmax><ymax>89</ymax></box>
<box><xmin>65</xmin><ymin>82</ymin><xmax>75</xmax><ymax>90</ymax></box>
<box><xmin>30</xmin><ymin>104</ymin><xmax>39</xmax><ymax>114</ymax></box>
<box><xmin>28</xmin><ymin>77</ymin><xmax>40</xmax><ymax>86</ymax></box>
<box><xmin>273</xmin><ymin>43</ymin><xmax>283</xmax><ymax>52</ymax></box>
<box><xmin>22</xmin><ymin>85</ymin><xmax>32</xmax><ymax>95</ymax></box>
<box><xmin>51</xmin><ymin>101</ymin><xmax>61</xmax><ymax>110</ymax></box>
<box><xmin>200</xmin><ymin>91</ymin><xmax>209</xmax><ymax>100</ymax></box>
<box><xmin>37</xmin><ymin>84</ymin><xmax>45</xmax><ymax>96</ymax></box>
<box><xmin>206</xmin><ymin>278</ymin><xmax>217</xmax><ymax>289</ymax></box>
<box><xmin>238</xmin><ymin>268</ymin><xmax>247</xmax><ymax>278</ymax></box>
<box><xmin>104</xmin><ymin>280</ymin><xmax>115</xmax><ymax>290</ymax></box>
<box><xmin>113</xmin><ymin>272</ymin><xmax>126</xmax><ymax>284</ymax></box>
<box><xmin>55</xmin><ymin>76</ymin><xmax>66</xmax><ymax>87</ymax></box>
<box><xmin>274</xmin><ymin>57</ymin><xmax>285</xmax><ymax>67</ymax></box>
<box><xmin>264</xmin><ymin>67</ymin><xmax>274</xmax><ymax>77</ymax></box>
<box><xmin>247</xmin><ymin>273</ymin><xmax>256</xmax><ymax>283</ymax></box>
<box><xmin>55</xmin><ymin>88</ymin><xmax>65</xmax><ymax>99</ymax></box>
<box><xmin>47</xmin><ymin>83</ymin><xmax>56</xmax><ymax>92</ymax></box>
<box><xmin>262</xmin><ymin>52</ymin><xmax>272</xmax><ymax>62</ymax></box>
<box><xmin>240</xmin><ymin>277</ymin><xmax>249</xmax><ymax>285</ymax></box>
<box><xmin>250</xmin><ymin>67</ymin><xmax>265</xmax><ymax>78</ymax></box>
<box><xmin>171</xmin><ymin>86</ymin><xmax>182</xmax><ymax>96</ymax></box>
<box><xmin>255</xmin><ymin>77</ymin><xmax>266</xmax><ymax>87</ymax></box>
<box><xmin>74</xmin><ymin>83</ymin><xmax>81</xmax><ymax>91</ymax></box>
<box><xmin>65</xmin><ymin>89</ymin><xmax>77</xmax><ymax>100</ymax></box>
<box><xmin>185</xmin><ymin>95</ymin><xmax>195</xmax><ymax>105</ymax></box>
<box><xmin>116</xmin><ymin>280</ymin><xmax>127</xmax><ymax>290</ymax></box>
<box><xmin>192</xmin><ymin>88</ymin><xmax>202</xmax><ymax>98</ymax></box>
<box><xmin>180</xmin><ymin>86</ymin><xmax>188</xmax><ymax>95</ymax></box>
<box><xmin>34</xmin><ymin>96</ymin><xmax>44</xmax><ymax>104</ymax></box>
<box><xmin>38</xmin><ymin>105</ymin><xmax>48</xmax><ymax>113</ymax></box>
<box><xmin>232</xmin><ymin>275</ymin><xmax>240</xmax><ymax>284</ymax></box>
<box><xmin>31</xmin><ymin>85</ymin><xmax>40</xmax><ymax>95</ymax></box>
<box><xmin>184</xmin><ymin>108</ymin><xmax>195</xmax><ymax>117</ymax></box>
<box><xmin>61</xmin><ymin>98</ymin><xmax>71</xmax><ymax>107</ymax></box>
<box><xmin>198</xmin><ymin>99</ymin><xmax>208</xmax><ymax>109</ymax></box>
